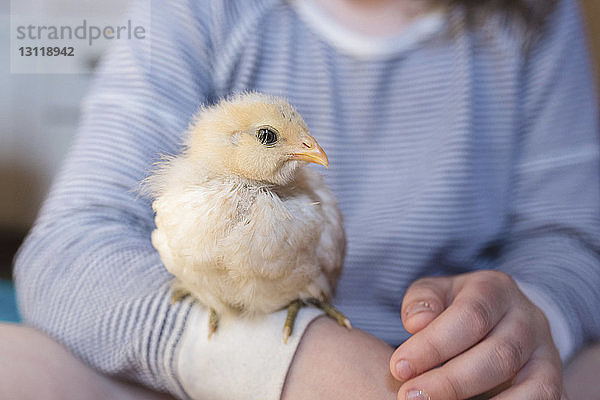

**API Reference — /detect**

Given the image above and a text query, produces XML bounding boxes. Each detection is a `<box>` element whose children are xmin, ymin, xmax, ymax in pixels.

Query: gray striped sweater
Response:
<box><xmin>14</xmin><ymin>0</ymin><xmax>600</xmax><ymax>398</ymax></box>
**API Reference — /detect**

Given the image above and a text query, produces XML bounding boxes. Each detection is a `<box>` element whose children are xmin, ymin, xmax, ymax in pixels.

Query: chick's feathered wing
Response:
<box><xmin>151</xmin><ymin>168</ymin><xmax>345</xmax><ymax>316</ymax></box>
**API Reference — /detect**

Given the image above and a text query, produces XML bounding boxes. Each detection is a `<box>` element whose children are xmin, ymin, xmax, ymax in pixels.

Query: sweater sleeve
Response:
<box><xmin>497</xmin><ymin>0</ymin><xmax>600</xmax><ymax>361</ymax></box>
<box><xmin>13</xmin><ymin>0</ymin><xmax>319</xmax><ymax>398</ymax></box>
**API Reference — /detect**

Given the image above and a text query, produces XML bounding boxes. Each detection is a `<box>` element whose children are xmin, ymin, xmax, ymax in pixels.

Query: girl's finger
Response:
<box><xmin>396</xmin><ymin>309</ymin><xmax>538</xmax><ymax>400</ymax></box>
<box><xmin>392</xmin><ymin>272</ymin><xmax>512</xmax><ymax>382</ymax></box>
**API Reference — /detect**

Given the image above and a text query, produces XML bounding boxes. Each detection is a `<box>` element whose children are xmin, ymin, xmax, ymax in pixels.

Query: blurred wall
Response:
<box><xmin>580</xmin><ymin>0</ymin><xmax>600</xmax><ymax>88</ymax></box>
<box><xmin>1</xmin><ymin>0</ymin><xmax>132</xmax><ymax>231</ymax></box>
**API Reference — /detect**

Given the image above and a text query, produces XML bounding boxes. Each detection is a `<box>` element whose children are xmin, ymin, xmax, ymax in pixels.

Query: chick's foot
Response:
<box><xmin>169</xmin><ymin>284</ymin><xmax>219</xmax><ymax>339</ymax></box>
<box><xmin>170</xmin><ymin>285</ymin><xmax>191</xmax><ymax>304</ymax></box>
<box><xmin>283</xmin><ymin>299</ymin><xmax>302</xmax><ymax>344</ymax></box>
<box><xmin>282</xmin><ymin>299</ymin><xmax>351</xmax><ymax>344</ymax></box>
<box><xmin>308</xmin><ymin>298</ymin><xmax>352</xmax><ymax>330</ymax></box>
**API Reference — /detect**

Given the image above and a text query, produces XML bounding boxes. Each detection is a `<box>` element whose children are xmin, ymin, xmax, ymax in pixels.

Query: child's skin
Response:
<box><xmin>312</xmin><ymin>0</ymin><xmax>435</xmax><ymax>37</ymax></box>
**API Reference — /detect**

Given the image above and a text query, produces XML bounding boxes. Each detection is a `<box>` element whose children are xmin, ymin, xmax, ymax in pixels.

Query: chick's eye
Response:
<box><xmin>256</xmin><ymin>127</ymin><xmax>278</xmax><ymax>146</ymax></box>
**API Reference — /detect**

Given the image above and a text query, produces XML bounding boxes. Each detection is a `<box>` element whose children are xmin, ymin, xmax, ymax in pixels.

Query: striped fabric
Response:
<box><xmin>14</xmin><ymin>0</ymin><xmax>600</xmax><ymax>396</ymax></box>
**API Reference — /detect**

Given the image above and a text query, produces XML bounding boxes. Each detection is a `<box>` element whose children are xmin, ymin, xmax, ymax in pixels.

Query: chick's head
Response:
<box><xmin>185</xmin><ymin>93</ymin><xmax>328</xmax><ymax>186</ymax></box>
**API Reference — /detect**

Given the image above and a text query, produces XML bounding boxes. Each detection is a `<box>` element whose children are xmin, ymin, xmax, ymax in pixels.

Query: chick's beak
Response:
<box><xmin>290</xmin><ymin>135</ymin><xmax>329</xmax><ymax>168</ymax></box>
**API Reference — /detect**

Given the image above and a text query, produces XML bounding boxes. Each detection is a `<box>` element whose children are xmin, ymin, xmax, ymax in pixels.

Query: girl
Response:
<box><xmin>10</xmin><ymin>0</ymin><xmax>600</xmax><ymax>398</ymax></box>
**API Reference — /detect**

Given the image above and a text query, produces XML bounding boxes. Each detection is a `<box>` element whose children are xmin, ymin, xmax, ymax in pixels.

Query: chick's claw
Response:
<box><xmin>208</xmin><ymin>308</ymin><xmax>219</xmax><ymax>339</ymax></box>
<box><xmin>282</xmin><ymin>299</ymin><xmax>351</xmax><ymax>344</ymax></box>
<box><xmin>283</xmin><ymin>299</ymin><xmax>302</xmax><ymax>344</ymax></box>
<box><xmin>170</xmin><ymin>286</ymin><xmax>191</xmax><ymax>305</ymax></box>
<box><xmin>308</xmin><ymin>298</ymin><xmax>352</xmax><ymax>330</ymax></box>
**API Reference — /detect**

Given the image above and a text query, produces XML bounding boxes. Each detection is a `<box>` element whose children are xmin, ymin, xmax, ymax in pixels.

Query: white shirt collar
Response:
<box><xmin>290</xmin><ymin>0</ymin><xmax>447</xmax><ymax>59</ymax></box>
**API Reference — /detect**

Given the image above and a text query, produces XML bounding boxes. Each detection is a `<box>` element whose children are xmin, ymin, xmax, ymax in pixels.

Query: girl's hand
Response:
<box><xmin>390</xmin><ymin>270</ymin><xmax>567</xmax><ymax>400</ymax></box>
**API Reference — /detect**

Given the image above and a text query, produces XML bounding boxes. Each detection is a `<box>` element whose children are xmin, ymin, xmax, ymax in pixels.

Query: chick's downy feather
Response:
<box><xmin>145</xmin><ymin>93</ymin><xmax>346</xmax><ymax>318</ymax></box>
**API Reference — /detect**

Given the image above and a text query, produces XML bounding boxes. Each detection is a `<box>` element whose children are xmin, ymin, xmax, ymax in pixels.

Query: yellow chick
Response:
<box><xmin>144</xmin><ymin>92</ymin><xmax>348</xmax><ymax>342</ymax></box>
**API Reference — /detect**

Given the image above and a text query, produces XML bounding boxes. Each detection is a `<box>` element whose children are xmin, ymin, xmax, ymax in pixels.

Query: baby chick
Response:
<box><xmin>144</xmin><ymin>92</ymin><xmax>348</xmax><ymax>342</ymax></box>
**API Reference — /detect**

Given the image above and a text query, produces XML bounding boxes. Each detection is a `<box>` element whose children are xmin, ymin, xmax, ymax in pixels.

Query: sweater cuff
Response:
<box><xmin>516</xmin><ymin>280</ymin><xmax>576</xmax><ymax>362</ymax></box>
<box><xmin>174</xmin><ymin>303</ymin><xmax>324</xmax><ymax>400</ymax></box>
